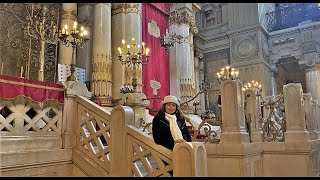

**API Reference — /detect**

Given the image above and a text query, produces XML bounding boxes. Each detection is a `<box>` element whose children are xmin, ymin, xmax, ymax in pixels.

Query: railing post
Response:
<box><xmin>244</xmin><ymin>89</ymin><xmax>263</xmax><ymax>142</ymax></box>
<box><xmin>220</xmin><ymin>79</ymin><xmax>250</xmax><ymax>143</ymax></box>
<box><xmin>62</xmin><ymin>81</ymin><xmax>91</xmax><ymax>149</ymax></box>
<box><xmin>283</xmin><ymin>83</ymin><xmax>310</xmax><ymax>142</ymax></box>
<box><xmin>173</xmin><ymin>142</ymin><xmax>207</xmax><ymax>177</ymax></box>
<box><xmin>110</xmin><ymin>105</ymin><xmax>134</xmax><ymax>176</ymax></box>
<box><xmin>303</xmin><ymin>93</ymin><xmax>318</xmax><ymax>140</ymax></box>
<box><xmin>312</xmin><ymin>100</ymin><xmax>320</xmax><ymax>138</ymax></box>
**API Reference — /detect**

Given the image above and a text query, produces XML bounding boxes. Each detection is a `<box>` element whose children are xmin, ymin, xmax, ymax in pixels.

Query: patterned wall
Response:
<box><xmin>0</xmin><ymin>3</ymin><xmax>60</xmax><ymax>82</ymax></box>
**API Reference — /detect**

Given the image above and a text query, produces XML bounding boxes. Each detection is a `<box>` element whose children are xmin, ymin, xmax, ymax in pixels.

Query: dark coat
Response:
<box><xmin>152</xmin><ymin>111</ymin><xmax>191</xmax><ymax>150</ymax></box>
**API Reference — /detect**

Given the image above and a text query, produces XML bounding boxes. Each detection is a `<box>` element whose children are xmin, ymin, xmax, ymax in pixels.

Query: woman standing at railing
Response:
<box><xmin>152</xmin><ymin>95</ymin><xmax>191</xmax><ymax>150</ymax></box>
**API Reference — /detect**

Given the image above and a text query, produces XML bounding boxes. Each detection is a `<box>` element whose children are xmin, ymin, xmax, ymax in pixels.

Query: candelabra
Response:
<box><xmin>217</xmin><ymin>66</ymin><xmax>239</xmax><ymax>83</ymax></box>
<box><xmin>118</xmin><ymin>38</ymin><xmax>150</xmax><ymax>92</ymax></box>
<box><xmin>199</xmin><ymin>74</ymin><xmax>214</xmax><ymax>110</ymax></box>
<box><xmin>58</xmin><ymin>21</ymin><xmax>89</xmax><ymax>81</ymax></box>
<box><xmin>23</xmin><ymin>4</ymin><xmax>59</xmax><ymax>81</ymax></box>
<box><xmin>243</xmin><ymin>80</ymin><xmax>262</xmax><ymax>93</ymax></box>
<box><xmin>160</xmin><ymin>29</ymin><xmax>175</xmax><ymax>52</ymax></box>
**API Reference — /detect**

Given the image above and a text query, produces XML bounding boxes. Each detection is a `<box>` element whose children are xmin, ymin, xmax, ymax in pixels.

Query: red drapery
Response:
<box><xmin>142</xmin><ymin>3</ymin><xmax>170</xmax><ymax>116</ymax></box>
<box><xmin>0</xmin><ymin>75</ymin><xmax>64</xmax><ymax>103</ymax></box>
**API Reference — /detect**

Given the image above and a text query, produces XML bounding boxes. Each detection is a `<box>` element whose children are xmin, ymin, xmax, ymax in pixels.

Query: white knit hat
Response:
<box><xmin>161</xmin><ymin>95</ymin><xmax>180</xmax><ymax>107</ymax></box>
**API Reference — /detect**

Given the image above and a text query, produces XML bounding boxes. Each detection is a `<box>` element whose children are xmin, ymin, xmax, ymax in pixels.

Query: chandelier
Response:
<box><xmin>160</xmin><ymin>29</ymin><xmax>175</xmax><ymax>52</ymax></box>
<box><xmin>118</xmin><ymin>38</ymin><xmax>150</xmax><ymax>92</ymax></box>
<box><xmin>217</xmin><ymin>66</ymin><xmax>239</xmax><ymax>83</ymax></box>
<box><xmin>243</xmin><ymin>80</ymin><xmax>262</xmax><ymax>93</ymax></box>
<box><xmin>58</xmin><ymin>21</ymin><xmax>89</xmax><ymax>81</ymax></box>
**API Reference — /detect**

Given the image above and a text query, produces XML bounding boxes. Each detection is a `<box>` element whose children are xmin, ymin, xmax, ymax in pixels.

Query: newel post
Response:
<box><xmin>110</xmin><ymin>105</ymin><xmax>135</xmax><ymax>176</ymax></box>
<box><xmin>283</xmin><ymin>83</ymin><xmax>310</xmax><ymax>142</ymax></box>
<box><xmin>173</xmin><ymin>142</ymin><xmax>207</xmax><ymax>177</ymax></box>
<box><xmin>62</xmin><ymin>81</ymin><xmax>91</xmax><ymax>149</ymax></box>
<box><xmin>220</xmin><ymin>79</ymin><xmax>250</xmax><ymax>143</ymax></box>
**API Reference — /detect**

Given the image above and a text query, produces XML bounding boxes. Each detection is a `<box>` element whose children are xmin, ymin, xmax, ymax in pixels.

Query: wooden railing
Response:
<box><xmin>72</xmin><ymin>96</ymin><xmax>207</xmax><ymax>177</ymax></box>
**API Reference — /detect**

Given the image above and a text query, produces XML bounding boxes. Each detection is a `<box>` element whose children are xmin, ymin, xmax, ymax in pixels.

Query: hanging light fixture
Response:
<box><xmin>160</xmin><ymin>29</ymin><xmax>175</xmax><ymax>52</ymax></box>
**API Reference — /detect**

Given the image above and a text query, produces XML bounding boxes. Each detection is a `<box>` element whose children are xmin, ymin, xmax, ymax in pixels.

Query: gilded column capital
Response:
<box><xmin>111</xmin><ymin>3</ymin><xmax>141</xmax><ymax>16</ymax></box>
<box><xmin>305</xmin><ymin>63</ymin><xmax>320</xmax><ymax>72</ymax></box>
<box><xmin>189</xmin><ymin>19</ymin><xmax>198</xmax><ymax>34</ymax></box>
<box><xmin>61</xmin><ymin>9</ymin><xmax>77</xmax><ymax>21</ymax></box>
<box><xmin>169</xmin><ymin>11</ymin><xmax>197</xmax><ymax>32</ymax></box>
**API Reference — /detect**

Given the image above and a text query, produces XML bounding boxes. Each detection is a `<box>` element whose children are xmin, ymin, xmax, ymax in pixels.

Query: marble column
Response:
<box><xmin>58</xmin><ymin>3</ymin><xmax>77</xmax><ymax>66</ymax></box>
<box><xmin>305</xmin><ymin>64</ymin><xmax>320</xmax><ymax>101</ymax></box>
<box><xmin>91</xmin><ymin>3</ymin><xmax>112</xmax><ymax>106</ymax></box>
<box><xmin>169</xmin><ymin>4</ymin><xmax>198</xmax><ymax>113</ymax></box>
<box><xmin>270</xmin><ymin>68</ymin><xmax>278</xmax><ymax>96</ymax></box>
<box><xmin>111</xmin><ymin>3</ymin><xmax>142</xmax><ymax>102</ymax></box>
<box><xmin>77</xmin><ymin>3</ymin><xmax>93</xmax><ymax>87</ymax></box>
<box><xmin>196</xmin><ymin>50</ymin><xmax>205</xmax><ymax>114</ymax></box>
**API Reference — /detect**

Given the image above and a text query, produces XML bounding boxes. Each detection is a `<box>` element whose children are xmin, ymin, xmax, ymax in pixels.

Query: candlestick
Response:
<box><xmin>0</xmin><ymin>62</ymin><xmax>3</xmax><ymax>74</ymax></box>
<box><xmin>20</xmin><ymin>66</ymin><xmax>24</xmax><ymax>78</ymax></box>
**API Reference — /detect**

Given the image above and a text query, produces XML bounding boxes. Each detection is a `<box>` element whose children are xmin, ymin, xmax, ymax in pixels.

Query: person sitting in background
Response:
<box><xmin>152</xmin><ymin>95</ymin><xmax>191</xmax><ymax>150</ymax></box>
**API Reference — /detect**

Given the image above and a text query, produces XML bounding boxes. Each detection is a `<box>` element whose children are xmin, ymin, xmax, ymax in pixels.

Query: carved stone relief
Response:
<box><xmin>202</xmin><ymin>4</ymin><xmax>222</xmax><ymax>28</ymax></box>
<box><xmin>231</xmin><ymin>33</ymin><xmax>259</xmax><ymax>63</ymax></box>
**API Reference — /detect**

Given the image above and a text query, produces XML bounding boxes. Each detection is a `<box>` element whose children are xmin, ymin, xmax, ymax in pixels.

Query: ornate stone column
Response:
<box><xmin>77</xmin><ymin>3</ymin><xmax>93</xmax><ymax>87</ymax></box>
<box><xmin>169</xmin><ymin>3</ymin><xmax>199</xmax><ymax>113</ymax></box>
<box><xmin>194</xmin><ymin>49</ymin><xmax>203</xmax><ymax>113</ymax></box>
<box><xmin>91</xmin><ymin>3</ymin><xmax>112</xmax><ymax>106</ymax></box>
<box><xmin>270</xmin><ymin>67</ymin><xmax>278</xmax><ymax>96</ymax></box>
<box><xmin>58</xmin><ymin>3</ymin><xmax>77</xmax><ymax>65</ymax></box>
<box><xmin>111</xmin><ymin>3</ymin><xmax>142</xmax><ymax>102</ymax></box>
<box><xmin>305</xmin><ymin>64</ymin><xmax>320</xmax><ymax>101</ymax></box>
<box><xmin>300</xmin><ymin>30</ymin><xmax>320</xmax><ymax>101</ymax></box>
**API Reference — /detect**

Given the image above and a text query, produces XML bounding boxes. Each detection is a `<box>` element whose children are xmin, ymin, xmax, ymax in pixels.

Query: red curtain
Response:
<box><xmin>142</xmin><ymin>3</ymin><xmax>170</xmax><ymax>116</ymax></box>
<box><xmin>0</xmin><ymin>75</ymin><xmax>64</xmax><ymax>103</ymax></box>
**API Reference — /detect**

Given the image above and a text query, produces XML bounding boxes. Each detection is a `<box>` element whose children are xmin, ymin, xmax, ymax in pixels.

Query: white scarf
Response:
<box><xmin>165</xmin><ymin>113</ymin><xmax>183</xmax><ymax>141</ymax></box>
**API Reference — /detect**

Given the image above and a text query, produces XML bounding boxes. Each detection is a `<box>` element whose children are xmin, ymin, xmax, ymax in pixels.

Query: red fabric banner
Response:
<box><xmin>0</xmin><ymin>75</ymin><xmax>64</xmax><ymax>103</ymax></box>
<box><xmin>142</xmin><ymin>3</ymin><xmax>170</xmax><ymax>115</ymax></box>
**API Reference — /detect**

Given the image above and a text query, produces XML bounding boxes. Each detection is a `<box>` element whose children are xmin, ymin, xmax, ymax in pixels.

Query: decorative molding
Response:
<box><xmin>173</xmin><ymin>34</ymin><xmax>191</xmax><ymax>44</ymax></box>
<box><xmin>169</xmin><ymin>11</ymin><xmax>195</xmax><ymax>27</ymax></box>
<box><xmin>227</xmin><ymin>25</ymin><xmax>266</xmax><ymax>38</ymax></box>
<box><xmin>231</xmin><ymin>33</ymin><xmax>259</xmax><ymax>62</ymax></box>
<box><xmin>204</xmin><ymin>48</ymin><xmax>229</xmax><ymax>62</ymax></box>
<box><xmin>93</xmin><ymin>3</ymin><xmax>111</xmax><ymax>7</ymax></box>
<box><xmin>61</xmin><ymin>9</ymin><xmax>77</xmax><ymax>21</ymax></box>
<box><xmin>272</xmin><ymin>37</ymin><xmax>295</xmax><ymax>46</ymax></box>
<box><xmin>269</xmin><ymin>22</ymin><xmax>320</xmax><ymax>39</ymax></box>
<box><xmin>148</xmin><ymin>20</ymin><xmax>160</xmax><ymax>38</ymax></box>
<box><xmin>205</xmin><ymin>34</ymin><xmax>228</xmax><ymax>44</ymax></box>
<box><xmin>111</xmin><ymin>3</ymin><xmax>141</xmax><ymax>16</ymax></box>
